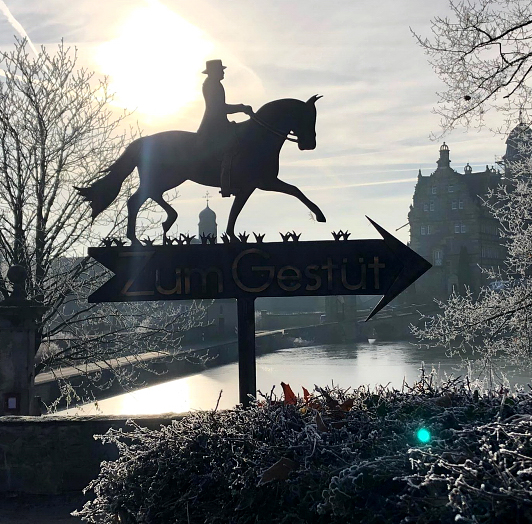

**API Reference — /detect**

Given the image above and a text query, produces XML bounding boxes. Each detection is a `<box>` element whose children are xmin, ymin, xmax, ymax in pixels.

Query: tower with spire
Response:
<box><xmin>198</xmin><ymin>191</ymin><xmax>217</xmax><ymax>240</ymax></box>
<box><xmin>436</xmin><ymin>142</ymin><xmax>450</xmax><ymax>169</ymax></box>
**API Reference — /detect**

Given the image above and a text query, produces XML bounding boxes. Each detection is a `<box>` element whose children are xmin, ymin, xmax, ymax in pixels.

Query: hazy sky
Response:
<box><xmin>0</xmin><ymin>0</ymin><xmax>504</xmax><ymax>244</ymax></box>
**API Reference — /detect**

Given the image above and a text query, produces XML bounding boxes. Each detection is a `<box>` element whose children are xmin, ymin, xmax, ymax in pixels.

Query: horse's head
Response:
<box><xmin>251</xmin><ymin>96</ymin><xmax>322</xmax><ymax>150</ymax></box>
<box><xmin>294</xmin><ymin>95</ymin><xmax>322</xmax><ymax>150</ymax></box>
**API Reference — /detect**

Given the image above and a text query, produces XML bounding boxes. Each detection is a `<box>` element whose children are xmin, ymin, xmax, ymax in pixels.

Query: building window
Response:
<box><xmin>421</xmin><ymin>226</ymin><xmax>426</xmax><ymax>235</ymax></box>
<box><xmin>423</xmin><ymin>203</ymin><xmax>428</xmax><ymax>211</ymax></box>
<box><xmin>454</xmin><ymin>222</ymin><xmax>467</xmax><ymax>233</ymax></box>
<box><xmin>459</xmin><ymin>200</ymin><xmax>464</xmax><ymax>209</ymax></box>
<box><xmin>452</xmin><ymin>200</ymin><xmax>457</xmax><ymax>210</ymax></box>
<box><xmin>482</xmin><ymin>246</ymin><xmax>498</xmax><ymax>259</ymax></box>
<box><xmin>482</xmin><ymin>223</ymin><xmax>499</xmax><ymax>236</ymax></box>
<box><xmin>429</xmin><ymin>201</ymin><xmax>435</xmax><ymax>211</ymax></box>
<box><xmin>427</xmin><ymin>225</ymin><xmax>432</xmax><ymax>235</ymax></box>
<box><xmin>448</xmin><ymin>184</ymin><xmax>454</xmax><ymax>192</ymax></box>
<box><xmin>433</xmin><ymin>249</ymin><xmax>443</xmax><ymax>266</ymax></box>
<box><xmin>431</xmin><ymin>186</ymin><xmax>437</xmax><ymax>194</ymax></box>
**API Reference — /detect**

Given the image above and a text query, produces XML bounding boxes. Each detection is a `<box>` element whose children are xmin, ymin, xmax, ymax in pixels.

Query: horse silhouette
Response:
<box><xmin>76</xmin><ymin>96</ymin><xmax>325</xmax><ymax>244</ymax></box>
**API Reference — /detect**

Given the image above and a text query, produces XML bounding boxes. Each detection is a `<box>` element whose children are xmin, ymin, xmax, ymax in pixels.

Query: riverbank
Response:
<box><xmin>54</xmin><ymin>339</ymin><xmax>532</xmax><ymax>417</ymax></box>
<box><xmin>34</xmin><ymin>323</ymin><xmax>341</xmax><ymax>411</ymax></box>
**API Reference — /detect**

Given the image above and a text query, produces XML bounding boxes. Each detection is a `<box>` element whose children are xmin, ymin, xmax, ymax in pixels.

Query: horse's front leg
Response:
<box><xmin>226</xmin><ymin>188</ymin><xmax>254</xmax><ymax>241</ymax></box>
<box><xmin>260</xmin><ymin>179</ymin><xmax>326</xmax><ymax>222</ymax></box>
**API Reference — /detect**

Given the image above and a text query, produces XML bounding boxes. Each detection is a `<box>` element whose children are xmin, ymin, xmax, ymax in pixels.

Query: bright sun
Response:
<box><xmin>96</xmin><ymin>0</ymin><xmax>214</xmax><ymax>117</ymax></box>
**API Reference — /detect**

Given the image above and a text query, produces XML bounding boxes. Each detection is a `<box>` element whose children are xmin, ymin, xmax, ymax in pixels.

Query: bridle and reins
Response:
<box><xmin>248</xmin><ymin>113</ymin><xmax>299</xmax><ymax>143</ymax></box>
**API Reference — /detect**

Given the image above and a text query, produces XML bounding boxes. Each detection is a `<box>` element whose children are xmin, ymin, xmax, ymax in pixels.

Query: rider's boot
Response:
<box><xmin>220</xmin><ymin>153</ymin><xmax>232</xmax><ymax>197</ymax></box>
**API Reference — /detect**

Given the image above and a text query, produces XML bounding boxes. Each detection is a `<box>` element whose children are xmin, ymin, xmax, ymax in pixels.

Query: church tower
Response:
<box><xmin>198</xmin><ymin>192</ymin><xmax>217</xmax><ymax>240</ymax></box>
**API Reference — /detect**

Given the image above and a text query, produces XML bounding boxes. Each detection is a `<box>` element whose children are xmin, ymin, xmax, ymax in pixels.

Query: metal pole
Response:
<box><xmin>237</xmin><ymin>297</ymin><xmax>256</xmax><ymax>407</ymax></box>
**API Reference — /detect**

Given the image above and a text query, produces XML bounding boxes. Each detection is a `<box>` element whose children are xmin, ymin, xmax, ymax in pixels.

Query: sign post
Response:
<box><xmin>237</xmin><ymin>297</ymin><xmax>256</xmax><ymax>405</ymax></box>
<box><xmin>88</xmin><ymin>217</ymin><xmax>431</xmax><ymax>407</ymax></box>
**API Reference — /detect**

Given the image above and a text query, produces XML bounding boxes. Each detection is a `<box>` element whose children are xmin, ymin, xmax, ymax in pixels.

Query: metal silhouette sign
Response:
<box><xmin>88</xmin><ymin>218</ymin><xmax>430</xmax><ymax>321</ymax></box>
<box><xmin>78</xmin><ymin>60</ymin><xmax>432</xmax><ymax>407</ymax></box>
<box><xmin>75</xmin><ymin>59</ymin><xmax>324</xmax><ymax>245</ymax></box>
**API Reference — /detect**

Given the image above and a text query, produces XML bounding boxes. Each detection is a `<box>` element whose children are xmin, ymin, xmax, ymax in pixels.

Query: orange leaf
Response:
<box><xmin>281</xmin><ymin>382</ymin><xmax>297</xmax><ymax>405</ymax></box>
<box><xmin>258</xmin><ymin>457</ymin><xmax>297</xmax><ymax>485</ymax></box>
<box><xmin>302</xmin><ymin>386</ymin><xmax>311</xmax><ymax>402</ymax></box>
<box><xmin>308</xmin><ymin>400</ymin><xmax>323</xmax><ymax>410</ymax></box>
<box><xmin>339</xmin><ymin>398</ymin><xmax>354</xmax><ymax>412</ymax></box>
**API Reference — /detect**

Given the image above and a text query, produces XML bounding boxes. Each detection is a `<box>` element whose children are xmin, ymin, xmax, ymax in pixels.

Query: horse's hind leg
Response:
<box><xmin>261</xmin><ymin>179</ymin><xmax>326</xmax><ymax>222</ymax></box>
<box><xmin>227</xmin><ymin>188</ymin><xmax>254</xmax><ymax>241</ymax></box>
<box><xmin>127</xmin><ymin>188</ymin><xmax>149</xmax><ymax>245</ymax></box>
<box><xmin>152</xmin><ymin>193</ymin><xmax>178</xmax><ymax>240</ymax></box>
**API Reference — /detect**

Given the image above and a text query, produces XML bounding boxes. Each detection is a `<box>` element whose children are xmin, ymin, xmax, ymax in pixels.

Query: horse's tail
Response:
<box><xmin>75</xmin><ymin>139</ymin><xmax>141</xmax><ymax>221</ymax></box>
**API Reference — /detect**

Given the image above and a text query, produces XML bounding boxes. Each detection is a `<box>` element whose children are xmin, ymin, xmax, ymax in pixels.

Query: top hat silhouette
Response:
<box><xmin>203</xmin><ymin>59</ymin><xmax>227</xmax><ymax>74</ymax></box>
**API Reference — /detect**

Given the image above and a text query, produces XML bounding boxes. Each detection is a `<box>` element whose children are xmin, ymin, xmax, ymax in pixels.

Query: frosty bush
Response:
<box><xmin>404</xmin><ymin>414</ymin><xmax>532</xmax><ymax>523</ymax></box>
<box><xmin>75</xmin><ymin>378</ymin><xmax>532</xmax><ymax>524</ymax></box>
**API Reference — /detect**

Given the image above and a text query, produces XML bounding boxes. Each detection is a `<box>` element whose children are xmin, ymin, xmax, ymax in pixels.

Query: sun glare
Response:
<box><xmin>96</xmin><ymin>0</ymin><xmax>214</xmax><ymax>118</ymax></box>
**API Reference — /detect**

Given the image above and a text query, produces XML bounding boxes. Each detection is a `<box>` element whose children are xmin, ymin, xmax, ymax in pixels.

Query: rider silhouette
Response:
<box><xmin>197</xmin><ymin>59</ymin><xmax>253</xmax><ymax>197</ymax></box>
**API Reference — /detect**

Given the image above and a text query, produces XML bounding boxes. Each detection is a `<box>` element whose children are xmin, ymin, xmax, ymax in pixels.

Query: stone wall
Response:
<box><xmin>0</xmin><ymin>414</ymin><xmax>183</xmax><ymax>494</ymax></box>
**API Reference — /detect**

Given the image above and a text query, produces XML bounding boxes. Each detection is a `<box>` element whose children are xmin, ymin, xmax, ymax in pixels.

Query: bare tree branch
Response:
<box><xmin>412</xmin><ymin>0</ymin><xmax>532</xmax><ymax>134</ymax></box>
<box><xmin>0</xmin><ymin>39</ymin><xmax>206</xmax><ymax>409</ymax></box>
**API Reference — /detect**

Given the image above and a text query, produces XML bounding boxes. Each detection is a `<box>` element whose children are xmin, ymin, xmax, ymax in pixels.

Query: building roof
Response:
<box><xmin>414</xmin><ymin>144</ymin><xmax>502</xmax><ymax>206</ymax></box>
<box><xmin>199</xmin><ymin>202</ymin><xmax>216</xmax><ymax>220</ymax></box>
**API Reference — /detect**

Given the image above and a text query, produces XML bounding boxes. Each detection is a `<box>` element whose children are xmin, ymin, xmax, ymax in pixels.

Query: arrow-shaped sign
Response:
<box><xmin>364</xmin><ymin>217</ymin><xmax>432</xmax><ymax>320</ymax></box>
<box><xmin>88</xmin><ymin>218</ymin><xmax>431</xmax><ymax>320</ymax></box>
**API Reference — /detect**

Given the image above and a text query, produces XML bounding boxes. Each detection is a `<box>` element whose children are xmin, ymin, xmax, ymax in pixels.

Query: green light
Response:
<box><xmin>416</xmin><ymin>428</ymin><xmax>431</xmax><ymax>443</ymax></box>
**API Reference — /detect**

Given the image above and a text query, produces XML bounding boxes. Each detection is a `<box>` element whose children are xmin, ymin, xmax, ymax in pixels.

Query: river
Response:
<box><xmin>59</xmin><ymin>341</ymin><xmax>532</xmax><ymax>416</ymax></box>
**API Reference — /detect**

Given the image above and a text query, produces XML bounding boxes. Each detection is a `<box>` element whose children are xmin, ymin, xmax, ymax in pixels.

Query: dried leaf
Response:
<box><xmin>281</xmin><ymin>382</ymin><xmax>297</xmax><ymax>405</ymax></box>
<box><xmin>315</xmin><ymin>385</ymin><xmax>339</xmax><ymax>410</ymax></box>
<box><xmin>315</xmin><ymin>412</ymin><xmax>328</xmax><ymax>432</ymax></box>
<box><xmin>302</xmin><ymin>386</ymin><xmax>311</xmax><ymax>402</ymax></box>
<box><xmin>339</xmin><ymin>398</ymin><xmax>354</xmax><ymax>412</ymax></box>
<box><xmin>302</xmin><ymin>386</ymin><xmax>322</xmax><ymax>409</ymax></box>
<box><xmin>258</xmin><ymin>457</ymin><xmax>297</xmax><ymax>485</ymax></box>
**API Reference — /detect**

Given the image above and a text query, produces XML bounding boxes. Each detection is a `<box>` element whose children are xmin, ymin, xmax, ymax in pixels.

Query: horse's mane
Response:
<box><xmin>254</xmin><ymin>98</ymin><xmax>304</xmax><ymax>118</ymax></box>
<box><xmin>234</xmin><ymin>98</ymin><xmax>305</xmax><ymax>137</ymax></box>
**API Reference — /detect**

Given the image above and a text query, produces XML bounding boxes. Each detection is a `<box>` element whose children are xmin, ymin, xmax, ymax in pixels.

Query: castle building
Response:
<box><xmin>408</xmin><ymin>142</ymin><xmax>505</xmax><ymax>300</ymax></box>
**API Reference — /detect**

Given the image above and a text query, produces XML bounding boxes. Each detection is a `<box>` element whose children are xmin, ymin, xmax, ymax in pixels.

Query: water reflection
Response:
<box><xmin>59</xmin><ymin>341</ymin><xmax>532</xmax><ymax>416</ymax></box>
